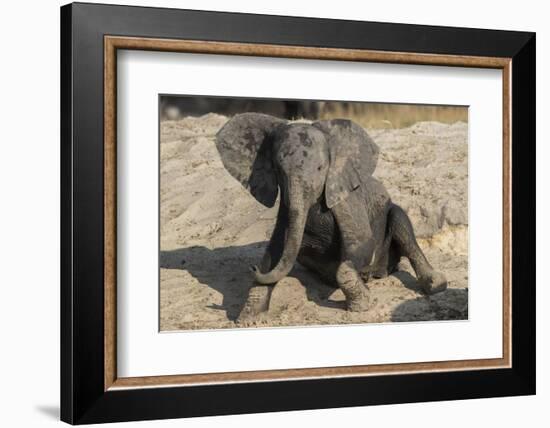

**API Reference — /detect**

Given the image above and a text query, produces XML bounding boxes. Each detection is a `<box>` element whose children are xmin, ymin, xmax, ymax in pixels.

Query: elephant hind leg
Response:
<box><xmin>367</xmin><ymin>219</ymin><xmax>400</xmax><ymax>279</ymax></box>
<box><xmin>386</xmin><ymin>241</ymin><xmax>401</xmax><ymax>276</ymax></box>
<box><xmin>388</xmin><ymin>204</ymin><xmax>447</xmax><ymax>294</ymax></box>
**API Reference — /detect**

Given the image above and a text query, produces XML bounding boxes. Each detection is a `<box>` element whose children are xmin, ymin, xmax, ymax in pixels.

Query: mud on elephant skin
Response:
<box><xmin>215</xmin><ymin>113</ymin><xmax>448</xmax><ymax>321</ymax></box>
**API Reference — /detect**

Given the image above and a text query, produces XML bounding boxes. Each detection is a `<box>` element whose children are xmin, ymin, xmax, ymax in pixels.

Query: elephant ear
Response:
<box><xmin>313</xmin><ymin>119</ymin><xmax>379</xmax><ymax>209</ymax></box>
<box><xmin>215</xmin><ymin>113</ymin><xmax>286</xmax><ymax>207</ymax></box>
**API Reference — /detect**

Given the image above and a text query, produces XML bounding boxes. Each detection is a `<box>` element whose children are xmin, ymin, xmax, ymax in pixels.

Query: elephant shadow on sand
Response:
<box><xmin>160</xmin><ymin>243</ymin><xmax>260</xmax><ymax>321</ymax></box>
<box><xmin>160</xmin><ymin>242</ymin><xmax>350</xmax><ymax>321</ymax></box>
<box><xmin>390</xmin><ymin>287</ymin><xmax>468</xmax><ymax>322</ymax></box>
<box><xmin>160</xmin><ymin>243</ymin><xmax>450</xmax><ymax>323</ymax></box>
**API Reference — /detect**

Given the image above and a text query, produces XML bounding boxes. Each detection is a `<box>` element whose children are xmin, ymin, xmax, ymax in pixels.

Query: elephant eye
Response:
<box><xmin>317</xmin><ymin>165</ymin><xmax>322</xmax><ymax>171</ymax></box>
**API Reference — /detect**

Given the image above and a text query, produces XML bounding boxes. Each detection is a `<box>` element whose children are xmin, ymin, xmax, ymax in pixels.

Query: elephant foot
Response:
<box><xmin>419</xmin><ymin>271</ymin><xmax>448</xmax><ymax>295</ymax></box>
<box><xmin>347</xmin><ymin>289</ymin><xmax>373</xmax><ymax>312</ymax></box>
<box><xmin>235</xmin><ymin>285</ymin><xmax>272</xmax><ymax>324</ymax></box>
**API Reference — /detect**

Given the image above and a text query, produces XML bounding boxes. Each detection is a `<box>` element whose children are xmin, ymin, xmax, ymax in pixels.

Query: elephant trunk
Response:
<box><xmin>253</xmin><ymin>184</ymin><xmax>307</xmax><ymax>285</ymax></box>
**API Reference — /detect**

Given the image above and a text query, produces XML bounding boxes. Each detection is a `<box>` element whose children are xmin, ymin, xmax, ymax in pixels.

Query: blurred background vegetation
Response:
<box><xmin>160</xmin><ymin>95</ymin><xmax>467</xmax><ymax>129</ymax></box>
<box><xmin>320</xmin><ymin>102</ymin><xmax>467</xmax><ymax>129</ymax></box>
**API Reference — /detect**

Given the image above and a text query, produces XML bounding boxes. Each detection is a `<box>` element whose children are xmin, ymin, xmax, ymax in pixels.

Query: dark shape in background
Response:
<box><xmin>160</xmin><ymin>95</ymin><xmax>468</xmax><ymax>129</ymax></box>
<box><xmin>160</xmin><ymin>95</ymin><xmax>321</xmax><ymax>121</ymax></box>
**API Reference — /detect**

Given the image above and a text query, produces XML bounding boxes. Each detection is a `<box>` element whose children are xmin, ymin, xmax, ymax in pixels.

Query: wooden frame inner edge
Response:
<box><xmin>104</xmin><ymin>35</ymin><xmax>512</xmax><ymax>391</ymax></box>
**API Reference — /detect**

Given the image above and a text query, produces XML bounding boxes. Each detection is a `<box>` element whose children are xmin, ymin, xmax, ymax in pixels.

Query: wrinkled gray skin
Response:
<box><xmin>215</xmin><ymin>113</ymin><xmax>447</xmax><ymax>321</ymax></box>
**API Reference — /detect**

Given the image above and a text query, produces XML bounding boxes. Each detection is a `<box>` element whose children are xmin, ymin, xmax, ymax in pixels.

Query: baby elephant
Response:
<box><xmin>215</xmin><ymin>113</ymin><xmax>447</xmax><ymax>321</ymax></box>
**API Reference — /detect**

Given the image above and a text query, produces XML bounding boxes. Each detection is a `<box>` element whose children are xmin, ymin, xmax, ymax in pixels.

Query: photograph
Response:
<box><xmin>56</xmin><ymin>1</ymin><xmax>536</xmax><ymax>424</ymax></box>
<box><xmin>159</xmin><ymin>95</ymin><xmax>469</xmax><ymax>331</ymax></box>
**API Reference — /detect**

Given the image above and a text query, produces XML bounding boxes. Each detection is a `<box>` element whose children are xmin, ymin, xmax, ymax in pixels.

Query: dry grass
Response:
<box><xmin>320</xmin><ymin>102</ymin><xmax>468</xmax><ymax>129</ymax></box>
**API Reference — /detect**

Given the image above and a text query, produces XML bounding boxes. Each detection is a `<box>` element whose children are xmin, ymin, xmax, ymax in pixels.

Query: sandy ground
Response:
<box><xmin>160</xmin><ymin>114</ymin><xmax>468</xmax><ymax>331</ymax></box>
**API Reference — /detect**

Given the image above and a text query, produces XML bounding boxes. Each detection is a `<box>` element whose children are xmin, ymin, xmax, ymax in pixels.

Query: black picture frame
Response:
<box><xmin>61</xmin><ymin>2</ymin><xmax>535</xmax><ymax>424</ymax></box>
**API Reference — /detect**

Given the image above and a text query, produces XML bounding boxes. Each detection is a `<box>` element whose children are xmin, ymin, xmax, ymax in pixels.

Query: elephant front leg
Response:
<box><xmin>237</xmin><ymin>205</ymin><xmax>287</xmax><ymax>323</ymax></box>
<box><xmin>237</xmin><ymin>283</ymin><xmax>274</xmax><ymax>322</ymax></box>
<box><xmin>331</xmin><ymin>199</ymin><xmax>375</xmax><ymax>312</ymax></box>
<box><xmin>236</xmin><ymin>249</ymin><xmax>277</xmax><ymax>322</ymax></box>
<box><xmin>336</xmin><ymin>261</ymin><xmax>372</xmax><ymax>312</ymax></box>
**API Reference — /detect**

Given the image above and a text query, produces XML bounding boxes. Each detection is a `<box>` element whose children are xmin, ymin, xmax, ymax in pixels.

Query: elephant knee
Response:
<box><xmin>336</xmin><ymin>261</ymin><xmax>357</xmax><ymax>284</ymax></box>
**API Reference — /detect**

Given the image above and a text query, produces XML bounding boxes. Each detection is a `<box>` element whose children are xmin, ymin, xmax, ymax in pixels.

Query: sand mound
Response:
<box><xmin>160</xmin><ymin>115</ymin><xmax>468</xmax><ymax>330</ymax></box>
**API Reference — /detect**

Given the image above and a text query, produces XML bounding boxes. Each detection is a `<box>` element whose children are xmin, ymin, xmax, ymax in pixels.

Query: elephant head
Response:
<box><xmin>215</xmin><ymin>113</ymin><xmax>379</xmax><ymax>284</ymax></box>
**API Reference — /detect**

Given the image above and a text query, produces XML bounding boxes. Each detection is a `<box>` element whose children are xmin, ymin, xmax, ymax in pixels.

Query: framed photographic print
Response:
<box><xmin>60</xmin><ymin>2</ymin><xmax>536</xmax><ymax>424</ymax></box>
